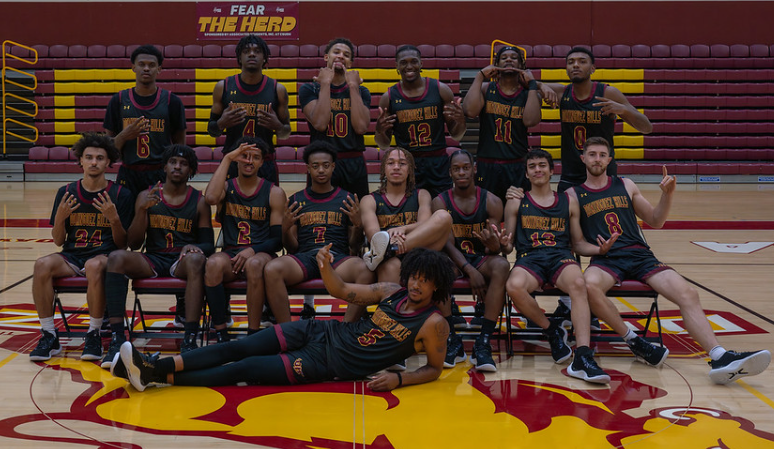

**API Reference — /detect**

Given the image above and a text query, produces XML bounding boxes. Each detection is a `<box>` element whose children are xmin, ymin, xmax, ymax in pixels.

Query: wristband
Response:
<box><xmin>461</xmin><ymin>262</ymin><xmax>471</xmax><ymax>271</ymax></box>
<box><xmin>395</xmin><ymin>371</ymin><xmax>403</xmax><ymax>387</ymax></box>
<box><xmin>528</xmin><ymin>80</ymin><xmax>538</xmax><ymax>91</ymax></box>
<box><xmin>207</xmin><ymin>119</ymin><xmax>223</xmax><ymax>137</ymax></box>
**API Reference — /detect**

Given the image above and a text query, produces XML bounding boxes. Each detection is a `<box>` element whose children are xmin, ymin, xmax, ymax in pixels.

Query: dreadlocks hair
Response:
<box><xmin>235</xmin><ymin>34</ymin><xmax>271</xmax><ymax>67</ymax></box>
<box><xmin>525</xmin><ymin>148</ymin><xmax>554</xmax><ymax>170</ymax></box>
<box><xmin>495</xmin><ymin>45</ymin><xmax>526</xmax><ymax>69</ymax></box>
<box><xmin>378</xmin><ymin>147</ymin><xmax>416</xmax><ymax>196</ymax></box>
<box><xmin>399</xmin><ymin>248</ymin><xmax>455</xmax><ymax>305</ymax></box>
<box><xmin>161</xmin><ymin>144</ymin><xmax>198</xmax><ymax>179</ymax></box>
<box><xmin>71</xmin><ymin>132</ymin><xmax>120</xmax><ymax>166</ymax></box>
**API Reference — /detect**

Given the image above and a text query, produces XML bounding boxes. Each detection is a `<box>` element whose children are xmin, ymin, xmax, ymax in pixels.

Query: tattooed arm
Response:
<box><xmin>316</xmin><ymin>244</ymin><xmax>401</xmax><ymax>305</ymax></box>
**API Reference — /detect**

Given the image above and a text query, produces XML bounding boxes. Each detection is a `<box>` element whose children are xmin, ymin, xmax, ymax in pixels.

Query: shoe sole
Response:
<box><xmin>567</xmin><ymin>365</ymin><xmax>611</xmax><ymax>385</ymax></box>
<box><xmin>30</xmin><ymin>346</ymin><xmax>61</xmax><ymax>362</ymax></box>
<box><xmin>80</xmin><ymin>352</ymin><xmax>103</xmax><ymax>361</ymax></box>
<box><xmin>109</xmin><ymin>351</ymin><xmax>124</xmax><ymax>378</ymax></box>
<box><xmin>364</xmin><ymin>231</ymin><xmax>390</xmax><ymax>271</ymax></box>
<box><xmin>709</xmin><ymin>350</ymin><xmax>771</xmax><ymax>385</ymax></box>
<box><xmin>470</xmin><ymin>357</ymin><xmax>497</xmax><ymax>372</ymax></box>
<box><xmin>633</xmin><ymin>345</ymin><xmax>670</xmax><ymax>368</ymax></box>
<box><xmin>120</xmin><ymin>342</ymin><xmax>146</xmax><ymax>392</ymax></box>
<box><xmin>443</xmin><ymin>353</ymin><xmax>467</xmax><ymax>368</ymax></box>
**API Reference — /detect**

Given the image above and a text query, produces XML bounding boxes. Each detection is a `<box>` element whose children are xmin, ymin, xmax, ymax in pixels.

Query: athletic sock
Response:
<box><xmin>480</xmin><ymin>318</ymin><xmax>497</xmax><ymax>339</ymax></box>
<box><xmin>303</xmin><ymin>295</ymin><xmax>314</xmax><ymax>307</ymax></box>
<box><xmin>708</xmin><ymin>345</ymin><xmax>727</xmax><ymax>361</ymax></box>
<box><xmin>88</xmin><ymin>316</ymin><xmax>103</xmax><ymax>333</ymax></box>
<box><xmin>184</xmin><ymin>321</ymin><xmax>199</xmax><ymax>336</ymax></box>
<box><xmin>622</xmin><ymin>329</ymin><xmax>637</xmax><ymax>342</ymax></box>
<box><xmin>154</xmin><ymin>357</ymin><xmax>176</xmax><ymax>377</ymax></box>
<box><xmin>40</xmin><ymin>316</ymin><xmax>56</xmax><ymax>334</ymax></box>
<box><xmin>105</xmin><ymin>272</ymin><xmax>129</xmax><ymax>320</ymax></box>
<box><xmin>559</xmin><ymin>296</ymin><xmax>571</xmax><ymax>309</ymax></box>
<box><xmin>205</xmin><ymin>284</ymin><xmax>228</xmax><ymax>326</ymax></box>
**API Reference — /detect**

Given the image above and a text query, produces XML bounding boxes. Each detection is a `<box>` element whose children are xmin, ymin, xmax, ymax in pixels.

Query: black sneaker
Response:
<box><xmin>112</xmin><ymin>348</ymin><xmax>160</xmax><ymax>381</ymax></box>
<box><xmin>449</xmin><ymin>299</ymin><xmax>468</xmax><ymax>330</ymax></box>
<box><xmin>444</xmin><ymin>333</ymin><xmax>467</xmax><ymax>368</ymax></box>
<box><xmin>174</xmin><ymin>295</ymin><xmax>186</xmax><ymax>329</ymax></box>
<box><xmin>568</xmin><ymin>346</ymin><xmax>610</xmax><ymax>384</ymax></box>
<box><xmin>120</xmin><ymin>341</ymin><xmax>169</xmax><ymax>391</ymax></box>
<box><xmin>627</xmin><ymin>336</ymin><xmax>669</xmax><ymax>367</ymax></box>
<box><xmin>544</xmin><ymin>323</ymin><xmax>572</xmax><ymax>364</ymax></box>
<box><xmin>708</xmin><ymin>350</ymin><xmax>771</xmax><ymax>384</ymax></box>
<box><xmin>181</xmin><ymin>332</ymin><xmax>198</xmax><ymax>353</ymax></box>
<box><xmin>29</xmin><ymin>330</ymin><xmax>61</xmax><ymax>361</ymax></box>
<box><xmin>261</xmin><ymin>304</ymin><xmax>277</xmax><ymax>327</ymax></box>
<box><xmin>469</xmin><ymin>302</ymin><xmax>486</xmax><ymax>330</ymax></box>
<box><xmin>471</xmin><ymin>335</ymin><xmax>497</xmax><ymax>372</ymax></box>
<box><xmin>101</xmin><ymin>333</ymin><xmax>125</xmax><ymax>369</ymax></box>
<box><xmin>80</xmin><ymin>329</ymin><xmax>103</xmax><ymax>361</ymax></box>
<box><xmin>216</xmin><ymin>329</ymin><xmax>231</xmax><ymax>344</ymax></box>
<box><xmin>552</xmin><ymin>301</ymin><xmax>572</xmax><ymax>328</ymax></box>
<box><xmin>300</xmin><ymin>303</ymin><xmax>316</xmax><ymax>320</ymax></box>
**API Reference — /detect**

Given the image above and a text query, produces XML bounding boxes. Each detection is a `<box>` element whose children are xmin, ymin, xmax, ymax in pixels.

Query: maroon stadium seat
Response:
<box><xmin>106</xmin><ymin>45</ymin><xmax>126</xmax><ymax>58</ymax></box>
<box><xmin>280</xmin><ymin>44</ymin><xmax>299</xmax><ymax>57</ymax></box>
<box><xmin>68</xmin><ymin>45</ymin><xmax>87</xmax><ymax>58</ymax></box>
<box><xmin>49</xmin><ymin>146</ymin><xmax>70</xmax><ymax>160</ymax></box>
<box><xmin>358</xmin><ymin>44</ymin><xmax>377</xmax><ymax>58</ymax></box>
<box><xmin>690</xmin><ymin>44</ymin><xmax>710</xmax><ymax>58</ymax></box>
<box><xmin>87</xmin><ymin>45</ymin><xmax>106</xmax><ymax>58</ymax></box>
<box><xmin>49</xmin><ymin>45</ymin><xmax>68</xmax><ymax>58</ymax></box>
<box><xmin>710</xmin><ymin>44</ymin><xmax>730</xmax><ymax>57</ymax></box>
<box><xmin>202</xmin><ymin>44</ymin><xmax>222</xmax><ymax>58</ymax></box>
<box><xmin>417</xmin><ymin>44</ymin><xmax>435</xmax><ymax>58</ymax></box>
<box><xmin>592</xmin><ymin>44</ymin><xmax>612</xmax><ymax>58</ymax></box>
<box><xmin>750</xmin><ymin>44</ymin><xmax>769</xmax><ymax>57</ymax></box>
<box><xmin>553</xmin><ymin>45</ymin><xmax>572</xmax><ymax>57</ymax></box>
<box><xmin>28</xmin><ymin>146</ymin><xmax>49</xmax><ymax>161</ymax></box>
<box><xmin>164</xmin><ymin>45</ymin><xmax>183</xmax><ymax>58</ymax></box>
<box><xmin>651</xmin><ymin>45</ymin><xmax>670</xmax><ymax>57</ymax></box>
<box><xmin>435</xmin><ymin>44</ymin><xmax>455</xmax><ymax>58</ymax></box>
<box><xmin>183</xmin><ymin>45</ymin><xmax>202</xmax><ymax>58</ymax></box>
<box><xmin>730</xmin><ymin>44</ymin><xmax>750</xmax><ymax>57</ymax></box>
<box><xmin>455</xmin><ymin>44</ymin><xmax>474</xmax><ymax>58</ymax></box>
<box><xmin>300</xmin><ymin>44</ymin><xmax>319</xmax><ymax>58</ymax></box>
<box><xmin>378</xmin><ymin>44</ymin><xmax>396</xmax><ymax>58</ymax></box>
<box><xmin>532</xmin><ymin>44</ymin><xmax>552</xmax><ymax>58</ymax></box>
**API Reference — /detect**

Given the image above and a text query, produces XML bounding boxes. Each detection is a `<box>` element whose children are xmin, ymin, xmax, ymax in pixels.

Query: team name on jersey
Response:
<box><xmin>330</xmin><ymin>98</ymin><xmax>353</xmax><ymax>111</ymax></box>
<box><xmin>299</xmin><ymin>211</ymin><xmax>342</xmax><ymax>226</ymax></box>
<box><xmin>377</xmin><ymin>212</ymin><xmax>417</xmax><ymax>229</ymax></box>
<box><xmin>122</xmin><ymin>118</ymin><xmax>166</xmax><ymax>132</ymax></box>
<box><xmin>224</xmin><ymin>202</ymin><xmax>267</xmax><ymax>221</ymax></box>
<box><xmin>370</xmin><ymin>308</ymin><xmax>411</xmax><ymax>342</ymax></box>
<box><xmin>69</xmin><ymin>212</ymin><xmax>111</xmax><ymax>227</ymax></box>
<box><xmin>451</xmin><ymin>222</ymin><xmax>486</xmax><ymax>238</ymax></box>
<box><xmin>561</xmin><ymin>109</ymin><xmax>603</xmax><ymax>124</ymax></box>
<box><xmin>149</xmin><ymin>214</ymin><xmax>193</xmax><ymax>232</ymax></box>
<box><xmin>396</xmin><ymin>106</ymin><xmax>439</xmax><ymax>123</ymax></box>
<box><xmin>485</xmin><ymin>101</ymin><xmax>524</xmax><ymax>119</ymax></box>
<box><xmin>521</xmin><ymin>215</ymin><xmax>566</xmax><ymax>232</ymax></box>
<box><xmin>582</xmin><ymin>196</ymin><xmax>630</xmax><ymax>217</ymax></box>
<box><xmin>230</xmin><ymin>102</ymin><xmax>271</xmax><ymax>116</ymax></box>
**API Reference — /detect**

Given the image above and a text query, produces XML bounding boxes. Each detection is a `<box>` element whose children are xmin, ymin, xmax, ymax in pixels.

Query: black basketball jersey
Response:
<box><xmin>437</xmin><ymin>187</ymin><xmax>490</xmax><ymax>257</ymax></box>
<box><xmin>50</xmin><ymin>180</ymin><xmax>134</xmax><ymax>259</ymax></box>
<box><xmin>371</xmin><ymin>190</ymin><xmax>420</xmax><ymax>230</ymax></box>
<box><xmin>515</xmin><ymin>192</ymin><xmax>572</xmax><ymax>255</ymax></box>
<box><xmin>574</xmin><ymin>176</ymin><xmax>648</xmax><ymax>250</ymax></box>
<box><xmin>219</xmin><ymin>178</ymin><xmax>272</xmax><ymax>250</ymax></box>
<box><xmin>221</xmin><ymin>74</ymin><xmax>278</xmax><ymax>155</ymax></box>
<box><xmin>289</xmin><ymin>187</ymin><xmax>352</xmax><ymax>255</ymax></box>
<box><xmin>145</xmin><ymin>186</ymin><xmax>201</xmax><ymax>254</ymax></box>
<box><xmin>477</xmin><ymin>82</ymin><xmax>530</xmax><ymax>160</ymax></box>
<box><xmin>387</xmin><ymin>78</ymin><xmax>447</xmax><ymax>153</ymax></box>
<box><xmin>560</xmin><ymin>82</ymin><xmax>616</xmax><ymax>182</ymax></box>
<box><xmin>325</xmin><ymin>288</ymin><xmax>439</xmax><ymax>379</ymax></box>
<box><xmin>114</xmin><ymin>88</ymin><xmax>177</xmax><ymax>166</ymax></box>
<box><xmin>299</xmin><ymin>82</ymin><xmax>371</xmax><ymax>153</ymax></box>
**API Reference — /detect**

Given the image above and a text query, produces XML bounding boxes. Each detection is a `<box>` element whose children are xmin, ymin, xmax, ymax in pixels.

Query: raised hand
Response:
<box><xmin>314</xmin><ymin>67</ymin><xmax>335</xmax><ymax>86</ymax></box>
<box><xmin>375</xmin><ymin>107</ymin><xmax>396</xmax><ymax>135</ymax></box>
<box><xmin>94</xmin><ymin>192</ymin><xmax>119</xmax><ymax>223</ymax></box>
<box><xmin>472</xmin><ymin>219</ymin><xmax>501</xmax><ymax>254</ymax></box>
<box><xmin>255</xmin><ymin>102</ymin><xmax>283</xmax><ymax>132</ymax></box>
<box><xmin>539</xmin><ymin>84</ymin><xmax>558</xmax><ymax>108</ymax></box>
<box><xmin>443</xmin><ymin>97</ymin><xmax>464</xmax><ymax>123</ymax></box>
<box><xmin>479</xmin><ymin>64</ymin><xmax>501</xmax><ymax>80</ymax></box>
<box><xmin>345</xmin><ymin>69</ymin><xmax>363</xmax><ymax>87</ymax></box>
<box><xmin>55</xmin><ymin>192</ymin><xmax>80</xmax><ymax>221</ymax></box>
<box><xmin>282</xmin><ymin>199</ymin><xmax>303</xmax><ymax>230</ymax></box>
<box><xmin>219</xmin><ymin>102</ymin><xmax>248</xmax><ymax>129</ymax></box>
<box><xmin>120</xmin><ymin>116</ymin><xmax>150</xmax><ymax>140</ymax></box>
<box><xmin>518</xmin><ymin>68</ymin><xmax>536</xmax><ymax>89</ymax></box>
<box><xmin>596</xmin><ymin>232</ymin><xmax>619</xmax><ymax>255</ymax></box>
<box><xmin>340</xmin><ymin>194</ymin><xmax>362</xmax><ymax>228</ymax></box>
<box><xmin>231</xmin><ymin>247</ymin><xmax>255</xmax><ymax>274</ymax></box>
<box><xmin>593</xmin><ymin>96</ymin><xmax>628</xmax><ymax>118</ymax></box>
<box><xmin>226</xmin><ymin>141</ymin><xmax>259</xmax><ymax>163</ymax></box>
<box><xmin>659</xmin><ymin>165</ymin><xmax>676</xmax><ymax>194</ymax></box>
<box><xmin>316</xmin><ymin>243</ymin><xmax>334</xmax><ymax>269</ymax></box>
<box><xmin>142</xmin><ymin>182</ymin><xmax>162</xmax><ymax>210</ymax></box>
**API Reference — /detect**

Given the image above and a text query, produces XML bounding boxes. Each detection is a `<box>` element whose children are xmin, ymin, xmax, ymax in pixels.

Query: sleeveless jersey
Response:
<box><xmin>325</xmin><ymin>288</ymin><xmax>439</xmax><ymax>379</ymax></box>
<box><xmin>371</xmin><ymin>190</ymin><xmax>420</xmax><ymax>230</ymax></box>
<box><xmin>221</xmin><ymin>74</ymin><xmax>278</xmax><ymax>155</ymax></box>
<box><xmin>560</xmin><ymin>82</ymin><xmax>616</xmax><ymax>181</ymax></box>
<box><xmin>116</xmin><ymin>88</ymin><xmax>176</xmax><ymax>166</ymax></box>
<box><xmin>145</xmin><ymin>186</ymin><xmax>201</xmax><ymax>254</ymax></box>
<box><xmin>515</xmin><ymin>192</ymin><xmax>572</xmax><ymax>255</ymax></box>
<box><xmin>387</xmin><ymin>78</ymin><xmax>447</xmax><ymax>153</ymax></box>
<box><xmin>299</xmin><ymin>82</ymin><xmax>370</xmax><ymax>153</ymax></box>
<box><xmin>51</xmin><ymin>180</ymin><xmax>134</xmax><ymax>259</ymax></box>
<box><xmin>437</xmin><ymin>187</ymin><xmax>490</xmax><ymax>257</ymax></box>
<box><xmin>289</xmin><ymin>187</ymin><xmax>352</xmax><ymax>255</ymax></box>
<box><xmin>219</xmin><ymin>178</ymin><xmax>272</xmax><ymax>250</ymax></box>
<box><xmin>574</xmin><ymin>176</ymin><xmax>648</xmax><ymax>250</ymax></box>
<box><xmin>477</xmin><ymin>82</ymin><xmax>530</xmax><ymax>160</ymax></box>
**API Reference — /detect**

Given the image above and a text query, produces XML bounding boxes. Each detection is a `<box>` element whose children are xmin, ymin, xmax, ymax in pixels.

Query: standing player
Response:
<box><xmin>299</xmin><ymin>37</ymin><xmax>372</xmax><ymax>199</ymax></box>
<box><xmin>113</xmin><ymin>246</ymin><xmax>452</xmax><ymax>392</ymax></box>
<box><xmin>29</xmin><ymin>133</ymin><xmax>134</xmax><ymax>362</ymax></box>
<box><xmin>374</xmin><ymin>45</ymin><xmax>466</xmax><ymax>197</ymax></box>
<box><xmin>102</xmin><ymin>145</ymin><xmax>214</xmax><ymax>368</ymax></box>
<box><xmin>203</xmin><ymin>137</ymin><xmax>286</xmax><ymax>338</ymax></box>
<box><xmin>263</xmin><ymin>141</ymin><xmax>374</xmax><ymax>323</ymax></box>
<box><xmin>208</xmin><ymin>35</ymin><xmax>290</xmax><ymax>184</ymax></box>
<box><xmin>103</xmin><ymin>45</ymin><xmax>186</xmax><ymax>196</ymax></box>
<box><xmin>463</xmin><ymin>45</ymin><xmax>544</xmax><ymax>204</ymax></box>
<box><xmin>571</xmin><ymin>137</ymin><xmax>770</xmax><ymax>384</ymax></box>
<box><xmin>503</xmin><ymin>149</ymin><xmax>610</xmax><ymax>384</ymax></box>
<box><xmin>431</xmin><ymin>150</ymin><xmax>510</xmax><ymax>372</ymax></box>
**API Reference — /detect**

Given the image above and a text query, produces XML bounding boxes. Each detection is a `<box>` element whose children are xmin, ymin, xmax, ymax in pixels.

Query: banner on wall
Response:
<box><xmin>196</xmin><ymin>2</ymin><xmax>299</xmax><ymax>40</ymax></box>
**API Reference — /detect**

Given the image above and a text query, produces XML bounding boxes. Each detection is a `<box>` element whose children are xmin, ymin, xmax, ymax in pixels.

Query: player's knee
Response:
<box><xmin>569</xmin><ymin>275</ymin><xmax>587</xmax><ymax>295</ymax></box>
<box><xmin>245</xmin><ymin>256</ymin><xmax>267</xmax><ymax>278</ymax></box>
<box><xmin>106</xmin><ymin>250</ymin><xmax>129</xmax><ymax>272</ymax></box>
<box><xmin>33</xmin><ymin>257</ymin><xmax>54</xmax><ymax>280</ymax></box>
<box><xmin>84</xmin><ymin>257</ymin><xmax>106</xmax><ymax>280</ymax></box>
<box><xmin>491</xmin><ymin>257</ymin><xmax>511</xmax><ymax>278</ymax></box>
<box><xmin>433</xmin><ymin>209</ymin><xmax>452</xmax><ymax>228</ymax></box>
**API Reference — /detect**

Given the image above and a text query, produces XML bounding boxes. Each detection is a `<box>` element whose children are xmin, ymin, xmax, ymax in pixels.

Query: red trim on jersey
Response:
<box><xmin>525</xmin><ymin>191</ymin><xmax>559</xmax><ymax>210</ymax></box>
<box><xmin>159</xmin><ymin>186</ymin><xmax>195</xmax><ymax>208</ymax></box>
<box><xmin>234</xmin><ymin>74</ymin><xmax>269</xmax><ymax>96</ymax></box>
<box><xmin>569</xmin><ymin>82</ymin><xmax>600</xmax><ymax>104</ymax></box>
<box><xmin>495</xmin><ymin>82</ymin><xmax>524</xmax><ymax>99</ymax></box>
<box><xmin>128</xmin><ymin>88</ymin><xmax>162</xmax><ymax>110</ymax></box>
<box><xmin>302</xmin><ymin>187</ymin><xmax>341</xmax><ymax>204</ymax></box>
<box><xmin>446</xmin><ymin>186</ymin><xmax>482</xmax><ymax>218</ymax></box>
<box><xmin>234</xmin><ymin>177</ymin><xmax>265</xmax><ymax>199</ymax></box>
<box><xmin>396</xmin><ymin>77</ymin><xmax>431</xmax><ymax>102</ymax></box>
<box><xmin>579</xmin><ymin>176</ymin><xmax>614</xmax><ymax>193</ymax></box>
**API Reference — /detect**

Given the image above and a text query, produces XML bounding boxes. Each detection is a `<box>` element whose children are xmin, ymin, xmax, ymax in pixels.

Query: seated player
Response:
<box><xmin>263</xmin><ymin>141</ymin><xmax>374</xmax><ymax>323</ymax></box>
<box><xmin>570</xmin><ymin>137</ymin><xmax>770</xmax><ymax>384</ymax></box>
<box><xmin>203</xmin><ymin>136</ymin><xmax>286</xmax><ymax>339</ymax></box>
<box><xmin>29</xmin><ymin>133</ymin><xmax>134</xmax><ymax>362</ymax></box>
<box><xmin>503</xmin><ymin>149</ymin><xmax>610</xmax><ymax>384</ymax></box>
<box><xmin>102</xmin><ymin>145</ymin><xmax>214</xmax><ymax>369</ymax></box>
<box><xmin>113</xmin><ymin>246</ymin><xmax>452</xmax><ymax>391</ymax></box>
<box><xmin>431</xmin><ymin>149</ymin><xmax>510</xmax><ymax>372</ymax></box>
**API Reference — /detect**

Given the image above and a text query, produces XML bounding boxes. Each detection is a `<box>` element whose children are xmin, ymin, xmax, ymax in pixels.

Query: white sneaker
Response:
<box><xmin>363</xmin><ymin>231</ymin><xmax>390</xmax><ymax>271</ymax></box>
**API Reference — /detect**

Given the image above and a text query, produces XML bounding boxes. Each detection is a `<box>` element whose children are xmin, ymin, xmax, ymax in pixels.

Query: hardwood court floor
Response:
<box><xmin>0</xmin><ymin>181</ymin><xmax>772</xmax><ymax>448</ymax></box>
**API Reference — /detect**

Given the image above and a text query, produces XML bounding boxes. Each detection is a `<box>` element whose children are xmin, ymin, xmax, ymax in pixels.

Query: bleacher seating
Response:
<box><xmin>4</xmin><ymin>42</ymin><xmax>773</xmax><ymax>178</ymax></box>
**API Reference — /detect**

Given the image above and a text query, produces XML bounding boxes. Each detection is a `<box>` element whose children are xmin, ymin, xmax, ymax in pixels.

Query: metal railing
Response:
<box><xmin>2</xmin><ymin>40</ymin><xmax>39</xmax><ymax>156</ymax></box>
